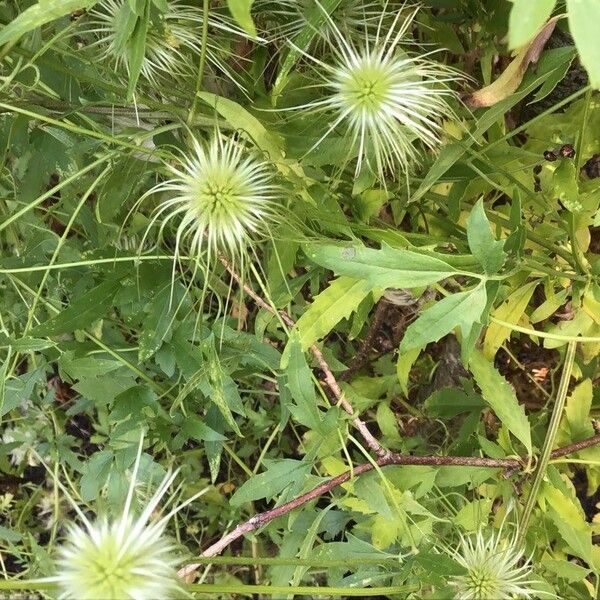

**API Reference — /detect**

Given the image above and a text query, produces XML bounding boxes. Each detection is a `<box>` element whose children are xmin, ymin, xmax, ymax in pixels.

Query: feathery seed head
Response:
<box><xmin>147</xmin><ymin>133</ymin><xmax>280</xmax><ymax>265</ymax></box>
<box><xmin>48</xmin><ymin>437</ymin><xmax>207</xmax><ymax>600</ymax></box>
<box><xmin>450</xmin><ymin>529</ymin><xmax>545</xmax><ymax>600</ymax></box>
<box><xmin>85</xmin><ymin>0</ymin><xmax>248</xmax><ymax>87</ymax></box>
<box><xmin>298</xmin><ymin>4</ymin><xmax>463</xmax><ymax>181</ymax></box>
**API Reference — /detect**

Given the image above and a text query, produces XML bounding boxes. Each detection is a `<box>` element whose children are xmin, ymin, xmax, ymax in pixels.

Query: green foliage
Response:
<box><xmin>1</xmin><ymin>0</ymin><xmax>599</xmax><ymax>597</ymax></box>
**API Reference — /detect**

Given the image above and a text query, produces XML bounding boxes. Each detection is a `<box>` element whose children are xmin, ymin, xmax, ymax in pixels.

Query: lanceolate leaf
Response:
<box><xmin>469</xmin><ymin>349</ymin><xmax>532</xmax><ymax>454</ymax></box>
<box><xmin>0</xmin><ymin>1</ymin><xmax>98</xmax><ymax>47</ymax></box>
<box><xmin>285</xmin><ymin>336</ymin><xmax>324</xmax><ymax>430</ymax></box>
<box><xmin>306</xmin><ymin>244</ymin><xmax>458</xmax><ymax>290</ymax></box>
<box><xmin>508</xmin><ymin>0</ymin><xmax>557</xmax><ymax>49</ymax></box>
<box><xmin>567</xmin><ymin>0</ymin><xmax>600</xmax><ymax>88</ymax></box>
<box><xmin>227</xmin><ymin>0</ymin><xmax>257</xmax><ymax>37</ymax></box>
<box><xmin>400</xmin><ymin>285</ymin><xmax>488</xmax><ymax>354</ymax></box>
<box><xmin>295</xmin><ymin>276</ymin><xmax>372</xmax><ymax>350</ymax></box>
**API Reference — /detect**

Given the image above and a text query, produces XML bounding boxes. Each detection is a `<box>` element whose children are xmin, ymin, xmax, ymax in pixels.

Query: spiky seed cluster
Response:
<box><xmin>253</xmin><ymin>0</ymin><xmax>383</xmax><ymax>44</ymax></box>
<box><xmin>147</xmin><ymin>134</ymin><xmax>279</xmax><ymax>265</ymax></box>
<box><xmin>85</xmin><ymin>0</ymin><xmax>246</xmax><ymax>86</ymax></box>
<box><xmin>52</xmin><ymin>470</ymin><xmax>183</xmax><ymax>600</ymax></box>
<box><xmin>298</xmin><ymin>5</ymin><xmax>462</xmax><ymax>180</ymax></box>
<box><xmin>450</xmin><ymin>530</ymin><xmax>545</xmax><ymax>600</ymax></box>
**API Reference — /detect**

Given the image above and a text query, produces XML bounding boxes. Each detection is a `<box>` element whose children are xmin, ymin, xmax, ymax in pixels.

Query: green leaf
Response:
<box><xmin>306</xmin><ymin>244</ymin><xmax>457</xmax><ymax>290</ymax></box>
<box><xmin>469</xmin><ymin>349</ymin><xmax>532</xmax><ymax>454</ymax></box>
<box><xmin>0</xmin><ymin>0</ymin><xmax>98</xmax><ymax>47</ymax></box>
<box><xmin>173</xmin><ymin>415</ymin><xmax>227</xmax><ymax>448</ymax></box>
<box><xmin>564</xmin><ymin>379</ymin><xmax>595</xmax><ymax>441</ymax></box>
<box><xmin>508</xmin><ymin>0</ymin><xmax>557</xmax><ymax>49</ymax></box>
<box><xmin>425</xmin><ymin>387</ymin><xmax>485</xmax><ymax>418</ymax></box>
<box><xmin>30</xmin><ymin>278</ymin><xmax>122</xmax><ymax>337</ymax></box>
<box><xmin>466</xmin><ymin>199</ymin><xmax>505</xmax><ymax>274</ymax></box>
<box><xmin>138</xmin><ymin>285</ymin><xmax>175</xmax><ymax>362</ymax></box>
<box><xmin>483</xmin><ymin>280</ymin><xmax>538</xmax><ymax>358</ymax></box>
<box><xmin>197</xmin><ymin>92</ymin><xmax>284</xmax><ymax>162</ymax></box>
<box><xmin>271</xmin><ymin>0</ymin><xmax>344</xmax><ymax>102</ymax></box>
<box><xmin>295</xmin><ymin>276</ymin><xmax>372</xmax><ymax>351</ymax></box>
<box><xmin>552</xmin><ymin>159</ymin><xmax>582</xmax><ymax>212</ymax></box>
<box><xmin>567</xmin><ymin>0</ymin><xmax>600</xmax><ymax>88</ymax></box>
<box><xmin>399</xmin><ymin>286</ymin><xmax>488</xmax><ymax>354</ymax></box>
<box><xmin>227</xmin><ymin>0</ymin><xmax>256</xmax><ymax>37</ymax></box>
<box><xmin>543</xmin><ymin>559</ymin><xmax>590</xmax><ymax>583</ymax></box>
<box><xmin>126</xmin><ymin>4</ymin><xmax>149</xmax><ymax>98</ymax></box>
<box><xmin>542</xmin><ymin>481</ymin><xmax>593</xmax><ymax>563</ymax></box>
<box><xmin>0</xmin><ymin>334</ymin><xmax>55</xmax><ymax>352</ymax></box>
<box><xmin>203</xmin><ymin>338</ymin><xmax>244</xmax><ymax>436</ymax></box>
<box><xmin>81</xmin><ymin>450</ymin><xmax>114</xmax><ymax>502</ymax></box>
<box><xmin>229</xmin><ymin>459</ymin><xmax>312</xmax><ymax>506</ymax></box>
<box><xmin>285</xmin><ymin>336</ymin><xmax>324</xmax><ymax>430</ymax></box>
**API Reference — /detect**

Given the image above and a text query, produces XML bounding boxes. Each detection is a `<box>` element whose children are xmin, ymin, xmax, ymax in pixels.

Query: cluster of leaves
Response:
<box><xmin>0</xmin><ymin>0</ymin><xmax>600</xmax><ymax>598</ymax></box>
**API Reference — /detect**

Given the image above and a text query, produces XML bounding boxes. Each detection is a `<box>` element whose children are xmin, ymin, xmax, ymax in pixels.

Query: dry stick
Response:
<box><xmin>221</xmin><ymin>259</ymin><xmax>389</xmax><ymax>458</ymax></box>
<box><xmin>178</xmin><ymin>432</ymin><xmax>600</xmax><ymax>577</ymax></box>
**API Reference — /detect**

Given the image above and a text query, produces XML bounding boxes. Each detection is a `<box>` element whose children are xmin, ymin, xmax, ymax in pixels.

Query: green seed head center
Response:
<box><xmin>191</xmin><ymin>167</ymin><xmax>249</xmax><ymax>223</ymax></box>
<box><xmin>340</xmin><ymin>60</ymin><xmax>392</xmax><ymax>114</ymax></box>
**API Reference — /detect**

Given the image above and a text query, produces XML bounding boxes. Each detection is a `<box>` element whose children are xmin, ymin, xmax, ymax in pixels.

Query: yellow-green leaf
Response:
<box><xmin>469</xmin><ymin>349</ymin><xmax>532</xmax><ymax>454</ymax></box>
<box><xmin>0</xmin><ymin>1</ymin><xmax>97</xmax><ymax>47</ymax></box>
<box><xmin>295</xmin><ymin>277</ymin><xmax>372</xmax><ymax>351</ymax></box>
<box><xmin>484</xmin><ymin>280</ymin><xmax>538</xmax><ymax>358</ymax></box>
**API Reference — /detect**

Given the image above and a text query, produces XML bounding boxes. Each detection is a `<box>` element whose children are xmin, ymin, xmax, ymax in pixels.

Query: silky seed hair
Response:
<box><xmin>286</xmin><ymin>2</ymin><xmax>464</xmax><ymax>181</ymax></box>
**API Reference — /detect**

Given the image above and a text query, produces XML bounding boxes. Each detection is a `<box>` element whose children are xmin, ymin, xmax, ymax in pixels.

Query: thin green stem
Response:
<box><xmin>490</xmin><ymin>317</ymin><xmax>600</xmax><ymax>343</ymax></box>
<box><xmin>186</xmin><ymin>556</ymin><xmax>400</xmax><ymax>567</ymax></box>
<box><xmin>187</xmin><ymin>0</ymin><xmax>210</xmax><ymax>126</ymax></box>
<box><xmin>519</xmin><ymin>342</ymin><xmax>577</xmax><ymax>538</ymax></box>
<box><xmin>0</xmin><ymin>102</ymin><xmax>169</xmax><ymax>158</ymax></box>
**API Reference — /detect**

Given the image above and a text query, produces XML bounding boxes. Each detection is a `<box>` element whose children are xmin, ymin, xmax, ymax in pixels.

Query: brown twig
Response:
<box><xmin>221</xmin><ymin>258</ymin><xmax>389</xmax><ymax>458</ymax></box>
<box><xmin>178</xmin><ymin>432</ymin><xmax>600</xmax><ymax>578</ymax></box>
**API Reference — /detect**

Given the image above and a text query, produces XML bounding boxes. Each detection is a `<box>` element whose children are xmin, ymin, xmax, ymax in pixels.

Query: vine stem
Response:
<box><xmin>187</xmin><ymin>0</ymin><xmax>210</xmax><ymax>126</ymax></box>
<box><xmin>178</xmin><ymin>431</ymin><xmax>600</xmax><ymax>578</ymax></box>
<box><xmin>519</xmin><ymin>341</ymin><xmax>577</xmax><ymax>540</ymax></box>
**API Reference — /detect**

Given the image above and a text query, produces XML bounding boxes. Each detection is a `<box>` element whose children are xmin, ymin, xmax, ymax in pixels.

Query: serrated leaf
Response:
<box><xmin>229</xmin><ymin>459</ymin><xmax>312</xmax><ymax>506</ymax></box>
<box><xmin>306</xmin><ymin>244</ymin><xmax>457</xmax><ymax>290</ymax></box>
<box><xmin>508</xmin><ymin>0</ymin><xmax>557</xmax><ymax>49</ymax></box>
<box><xmin>400</xmin><ymin>286</ymin><xmax>487</xmax><ymax>354</ymax></box>
<box><xmin>567</xmin><ymin>0</ymin><xmax>600</xmax><ymax>88</ymax></box>
<box><xmin>0</xmin><ymin>0</ymin><xmax>97</xmax><ymax>47</ymax></box>
<box><xmin>484</xmin><ymin>280</ymin><xmax>538</xmax><ymax>358</ymax></box>
<box><xmin>30</xmin><ymin>278</ymin><xmax>122</xmax><ymax>337</ymax></box>
<box><xmin>564</xmin><ymin>379</ymin><xmax>594</xmax><ymax>441</ymax></box>
<box><xmin>295</xmin><ymin>276</ymin><xmax>372</xmax><ymax>351</ymax></box>
<box><xmin>469</xmin><ymin>349</ymin><xmax>532</xmax><ymax>454</ymax></box>
<box><xmin>542</xmin><ymin>482</ymin><xmax>593</xmax><ymax>562</ymax></box>
<box><xmin>466</xmin><ymin>199</ymin><xmax>505</xmax><ymax>274</ymax></box>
